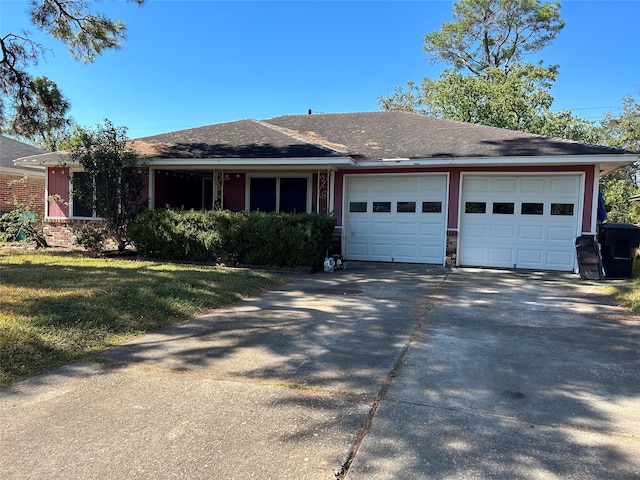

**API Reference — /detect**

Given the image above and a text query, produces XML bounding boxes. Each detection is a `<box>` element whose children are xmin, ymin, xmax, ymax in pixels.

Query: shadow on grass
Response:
<box><xmin>0</xmin><ymin>250</ymin><xmax>284</xmax><ymax>385</ymax></box>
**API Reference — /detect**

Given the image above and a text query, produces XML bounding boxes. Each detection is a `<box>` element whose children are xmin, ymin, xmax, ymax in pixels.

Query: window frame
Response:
<box><xmin>550</xmin><ymin>203</ymin><xmax>575</xmax><ymax>216</ymax></box>
<box><xmin>465</xmin><ymin>201</ymin><xmax>487</xmax><ymax>214</ymax></box>
<box><xmin>69</xmin><ymin>170</ymin><xmax>99</xmax><ymax>219</ymax></box>
<box><xmin>422</xmin><ymin>201</ymin><xmax>443</xmax><ymax>213</ymax></box>
<box><xmin>246</xmin><ymin>173</ymin><xmax>312</xmax><ymax>214</ymax></box>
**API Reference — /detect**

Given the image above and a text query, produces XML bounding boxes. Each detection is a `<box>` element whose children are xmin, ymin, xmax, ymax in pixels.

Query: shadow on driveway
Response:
<box><xmin>1</xmin><ymin>264</ymin><xmax>638</xmax><ymax>480</ymax></box>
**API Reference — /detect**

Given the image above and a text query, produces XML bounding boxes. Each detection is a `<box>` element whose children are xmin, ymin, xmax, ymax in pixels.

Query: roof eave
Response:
<box><xmin>355</xmin><ymin>153</ymin><xmax>638</xmax><ymax>169</ymax></box>
<box><xmin>146</xmin><ymin>156</ymin><xmax>355</xmax><ymax>168</ymax></box>
<box><xmin>14</xmin><ymin>152</ymin><xmax>70</xmax><ymax>167</ymax></box>
<box><xmin>2</xmin><ymin>165</ymin><xmax>46</xmax><ymax>177</ymax></box>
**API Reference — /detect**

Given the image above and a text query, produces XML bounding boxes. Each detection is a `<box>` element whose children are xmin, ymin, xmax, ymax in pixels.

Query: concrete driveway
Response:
<box><xmin>1</xmin><ymin>263</ymin><xmax>639</xmax><ymax>479</ymax></box>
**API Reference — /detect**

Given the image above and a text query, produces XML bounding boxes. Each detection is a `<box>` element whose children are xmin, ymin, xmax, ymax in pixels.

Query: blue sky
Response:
<box><xmin>2</xmin><ymin>0</ymin><xmax>639</xmax><ymax>139</ymax></box>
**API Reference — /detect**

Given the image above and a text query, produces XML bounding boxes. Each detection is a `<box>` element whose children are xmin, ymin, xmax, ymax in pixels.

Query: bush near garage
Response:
<box><xmin>129</xmin><ymin>209</ymin><xmax>336</xmax><ymax>269</ymax></box>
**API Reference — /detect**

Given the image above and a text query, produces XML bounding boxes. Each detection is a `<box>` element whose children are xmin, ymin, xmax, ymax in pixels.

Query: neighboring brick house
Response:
<box><xmin>15</xmin><ymin>112</ymin><xmax>639</xmax><ymax>270</ymax></box>
<box><xmin>0</xmin><ymin>135</ymin><xmax>46</xmax><ymax>216</ymax></box>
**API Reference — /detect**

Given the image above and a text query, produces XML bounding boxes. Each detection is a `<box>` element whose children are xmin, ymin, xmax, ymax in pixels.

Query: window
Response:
<box><xmin>551</xmin><ymin>203</ymin><xmax>574</xmax><ymax>216</ymax></box>
<box><xmin>422</xmin><ymin>202</ymin><xmax>442</xmax><ymax>213</ymax></box>
<box><xmin>203</xmin><ymin>178</ymin><xmax>213</xmax><ymax>210</ymax></box>
<box><xmin>465</xmin><ymin>202</ymin><xmax>486</xmax><ymax>214</ymax></box>
<box><xmin>250</xmin><ymin>178</ymin><xmax>277</xmax><ymax>212</ymax></box>
<box><xmin>249</xmin><ymin>177</ymin><xmax>307</xmax><ymax>213</ymax></box>
<box><xmin>279</xmin><ymin>178</ymin><xmax>307</xmax><ymax>213</ymax></box>
<box><xmin>349</xmin><ymin>202</ymin><xmax>367</xmax><ymax>213</ymax></box>
<box><xmin>397</xmin><ymin>202</ymin><xmax>416</xmax><ymax>213</ymax></box>
<box><xmin>373</xmin><ymin>202</ymin><xmax>391</xmax><ymax>213</ymax></box>
<box><xmin>493</xmin><ymin>202</ymin><xmax>514</xmax><ymax>215</ymax></box>
<box><xmin>521</xmin><ymin>203</ymin><xmax>544</xmax><ymax>215</ymax></box>
<box><xmin>71</xmin><ymin>171</ymin><xmax>95</xmax><ymax>218</ymax></box>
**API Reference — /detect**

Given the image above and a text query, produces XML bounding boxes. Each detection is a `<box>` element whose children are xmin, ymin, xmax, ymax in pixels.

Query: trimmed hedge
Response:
<box><xmin>129</xmin><ymin>209</ymin><xmax>336</xmax><ymax>269</ymax></box>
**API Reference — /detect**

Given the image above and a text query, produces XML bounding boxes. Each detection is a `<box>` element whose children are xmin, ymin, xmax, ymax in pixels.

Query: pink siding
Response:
<box><xmin>582</xmin><ymin>166</ymin><xmax>595</xmax><ymax>233</ymax></box>
<box><xmin>47</xmin><ymin>166</ymin><xmax>150</xmax><ymax>218</ymax></box>
<box><xmin>223</xmin><ymin>173</ymin><xmax>245</xmax><ymax>211</ymax></box>
<box><xmin>139</xmin><ymin>168</ymin><xmax>150</xmax><ymax>209</ymax></box>
<box><xmin>447</xmin><ymin>169</ymin><xmax>461</xmax><ymax>229</ymax></box>
<box><xmin>333</xmin><ymin>172</ymin><xmax>345</xmax><ymax>226</ymax></box>
<box><xmin>47</xmin><ymin>167</ymin><xmax>69</xmax><ymax>217</ymax></box>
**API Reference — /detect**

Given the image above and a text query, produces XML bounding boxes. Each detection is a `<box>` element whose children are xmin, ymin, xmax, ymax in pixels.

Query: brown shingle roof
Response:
<box><xmin>135</xmin><ymin>119</ymin><xmax>341</xmax><ymax>159</ymax></box>
<box><xmin>14</xmin><ymin>112</ymin><xmax>633</xmax><ymax>167</ymax></box>
<box><xmin>264</xmin><ymin>111</ymin><xmax>627</xmax><ymax>160</ymax></box>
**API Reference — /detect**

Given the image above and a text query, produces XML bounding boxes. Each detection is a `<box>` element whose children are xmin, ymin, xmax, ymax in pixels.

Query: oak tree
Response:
<box><xmin>378</xmin><ymin>0</ymin><xmax>596</xmax><ymax>141</ymax></box>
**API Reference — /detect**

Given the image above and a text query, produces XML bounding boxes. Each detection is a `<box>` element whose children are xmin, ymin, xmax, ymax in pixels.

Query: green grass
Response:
<box><xmin>0</xmin><ymin>249</ymin><xmax>288</xmax><ymax>386</ymax></box>
<box><xmin>603</xmin><ymin>258</ymin><xmax>640</xmax><ymax>314</ymax></box>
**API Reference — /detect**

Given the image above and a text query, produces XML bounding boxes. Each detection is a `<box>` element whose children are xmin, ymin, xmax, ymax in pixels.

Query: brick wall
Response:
<box><xmin>446</xmin><ymin>229</ymin><xmax>458</xmax><ymax>266</ymax></box>
<box><xmin>43</xmin><ymin>219</ymin><xmax>119</xmax><ymax>250</ymax></box>
<box><xmin>0</xmin><ymin>173</ymin><xmax>45</xmax><ymax>216</ymax></box>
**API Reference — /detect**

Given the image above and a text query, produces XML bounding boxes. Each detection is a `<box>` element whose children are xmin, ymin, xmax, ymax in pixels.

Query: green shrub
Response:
<box><xmin>129</xmin><ymin>209</ymin><xmax>336</xmax><ymax>269</ymax></box>
<box><xmin>74</xmin><ymin>224</ymin><xmax>108</xmax><ymax>254</ymax></box>
<box><xmin>0</xmin><ymin>210</ymin><xmax>28</xmax><ymax>242</ymax></box>
<box><xmin>129</xmin><ymin>209</ymin><xmax>222</xmax><ymax>261</ymax></box>
<box><xmin>0</xmin><ymin>210</ymin><xmax>44</xmax><ymax>246</ymax></box>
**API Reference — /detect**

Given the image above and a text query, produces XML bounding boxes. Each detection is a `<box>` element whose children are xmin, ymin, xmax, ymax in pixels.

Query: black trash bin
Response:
<box><xmin>598</xmin><ymin>223</ymin><xmax>640</xmax><ymax>279</ymax></box>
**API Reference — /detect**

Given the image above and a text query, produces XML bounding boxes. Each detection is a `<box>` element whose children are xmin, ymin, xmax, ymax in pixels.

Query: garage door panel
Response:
<box><xmin>463</xmin><ymin>224</ymin><xmax>488</xmax><ymax>239</ymax></box>
<box><xmin>465</xmin><ymin>177</ymin><xmax>490</xmax><ymax>193</ymax></box>
<box><xmin>345</xmin><ymin>175</ymin><xmax>447</xmax><ymax>264</ymax></box>
<box><xmin>369</xmin><ymin>221</ymin><xmax>392</xmax><ymax>236</ymax></box>
<box><xmin>396</xmin><ymin>178</ymin><xmax>419</xmax><ymax>193</ymax></box>
<box><xmin>548</xmin><ymin>225</ymin><xmax>575</xmax><ymax>242</ymax></box>
<box><xmin>550</xmin><ymin>177</ymin><xmax>579</xmax><ymax>194</ymax></box>
<box><xmin>547</xmin><ymin>250</ymin><xmax>574</xmax><ymax>268</ymax></box>
<box><xmin>370</xmin><ymin>243</ymin><xmax>391</xmax><ymax>257</ymax></box>
<box><xmin>419</xmin><ymin>220</ymin><xmax>446</xmax><ymax>233</ymax></box>
<box><xmin>520</xmin><ymin>178</ymin><xmax>546</xmax><ymax>193</ymax></box>
<box><xmin>395</xmin><ymin>244</ymin><xmax>420</xmax><ymax>257</ymax></box>
<box><xmin>396</xmin><ymin>222</ymin><xmax>419</xmax><ymax>235</ymax></box>
<box><xmin>489</xmin><ymin>248</ymin><xmax>514</xmax><ymax>262</ymax></box>
<box><xmin>347</xmin><ymin>242</ymin><xmax>368</xmax><ymax>256</ymax></box>
<box><xmin>371</xmin><ymin>179</ymin><xmax>393</xmax><ymax>193</ymax></box>
<box><xmin>493</xmin><ymin>178</ymin><xmax>517</xmax><ymax>192</ymax></box>
<box><xmin>421</xmin><ymin>176</ymin><xmax>448</xmax><ymax>193</ymax></box>
<box><xmin>460</xmin><ymin>174</ymin><xmax>582</xmax><ymax>271</ymax></box>
<box><xmin>518</xmin><ymin>250</ymin><xmax>543</xmax><ymax>265</ymax></box>
<box><xmin>490</xmin><ymin>224</ymin><xmax>515</xmax><ymax>239</ymax></box>
<box><xmin>518</xmin><ymin>225</ymin><xmax>545</xmax><ymax>241</ymax></box>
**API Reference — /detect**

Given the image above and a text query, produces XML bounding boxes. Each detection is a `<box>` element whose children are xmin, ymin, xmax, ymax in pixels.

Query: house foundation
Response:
<box><xmin>43</xmin><ymin>219</ymin><xmax>119</xmax><ymax>250</ymax></box>
<box><xmin>446</xmin><ymin>229</ymin><xmax>458</xmax><ymax>266</ymax></box>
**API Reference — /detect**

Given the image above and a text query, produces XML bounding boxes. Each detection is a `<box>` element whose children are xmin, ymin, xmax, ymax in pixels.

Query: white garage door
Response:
<box><xmin>459</xmin><ymin>174</ymin><xmax>583</xmax><ymax>271</ymax></box>
<box><xmin>344</xmin><ymin>175</ymin><xmax>447</xmax><ymax>263</ymax></box>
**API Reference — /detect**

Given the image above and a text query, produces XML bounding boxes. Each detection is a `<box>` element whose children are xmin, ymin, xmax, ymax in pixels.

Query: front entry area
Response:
<box><xmin>343</xmin><ymin>174</ymin><xmax>448</xmax><ymax>263</ymax></box>
<box><xmin>458</xmin><ymin>174</ymin><xmax>583</xmax><ymax>271</ymax></box>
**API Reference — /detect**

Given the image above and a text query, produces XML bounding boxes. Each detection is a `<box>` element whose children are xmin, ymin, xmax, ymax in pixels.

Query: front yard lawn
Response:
<box><xmin>0</xmin><ymin>249</ymin><xmax>287</xmax><ymax>386</ymax></box>
<box><xmin>603</xmin><ymin>259</ymin><xmax>640</xmax><ymax>314</ymax></box>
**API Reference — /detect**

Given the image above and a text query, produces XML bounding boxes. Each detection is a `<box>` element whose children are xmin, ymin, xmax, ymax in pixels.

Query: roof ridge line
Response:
<box><xmin>252</xmin><ymin>119</ymin><xmax>347</xmax><ymax>157</ymax></box>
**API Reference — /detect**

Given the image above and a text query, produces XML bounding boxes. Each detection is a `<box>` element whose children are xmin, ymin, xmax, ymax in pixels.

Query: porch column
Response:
<box><xmin>213</xmin><ymin>169</ymin><xmax>224</xmax><ymax>210</ymax></box>
<box><xmin>148</xmin><ymin>167</ymin><xmax>155</xmax><ymax>210</ymax></box>
<box><xmin>317</xmin><ymin>169</ymin><xmax>330</xmax><ymax>214</ymax></box>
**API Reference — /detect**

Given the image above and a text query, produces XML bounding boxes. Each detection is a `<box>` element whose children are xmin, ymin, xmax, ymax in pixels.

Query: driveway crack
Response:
<box><xmin>335</xmin><ymin>273</ymin><xmax>449</xmax><ymax>479</ymax></box>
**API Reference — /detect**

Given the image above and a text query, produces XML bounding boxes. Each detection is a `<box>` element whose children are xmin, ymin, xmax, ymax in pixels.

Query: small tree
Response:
<box><xmin>70</xmin><ymin>120</ymin><xmax>146</xmax><ymax>251</ymax></box>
